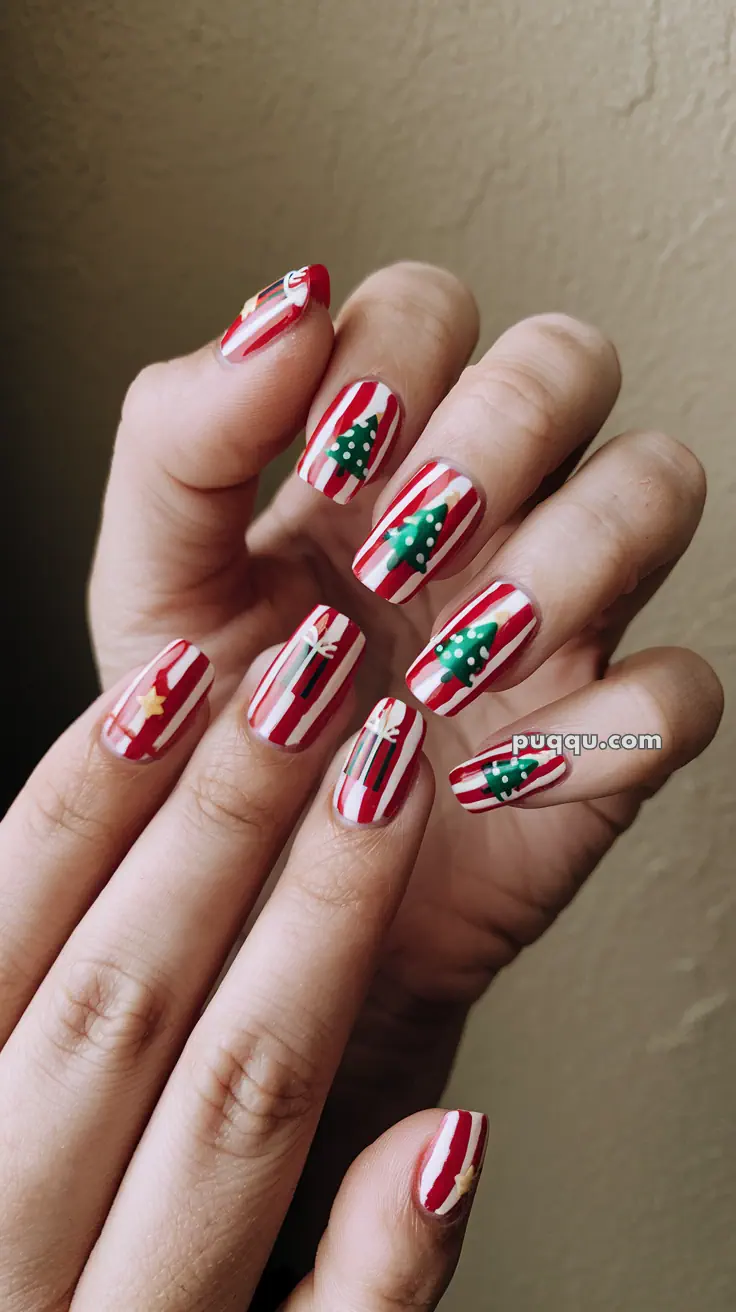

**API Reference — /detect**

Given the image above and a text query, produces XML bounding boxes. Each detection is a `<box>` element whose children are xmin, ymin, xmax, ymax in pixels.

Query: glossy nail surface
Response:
<box><xmin>406</xmin><ymin>580</ymin><xmax>537</xmax><ymax>717</ymax></box>
<box><xmin>297</xmin><ymin>380</ymin><xmax>402</xmax><ymax>504</ymax></box>
<box><xmin>450</xmin><ymin>739</ymin><xmax>567</xmax><ymax>812</ymax></box>
<box><xmin>247</xmin><ymin>606</ymin><xmax>365</xmax><ymax>751</ymax></box>
<box><xmin>103</xmin><ymin>640</ymin><xmax>214</xmax><ymax>763</ymax></box>
<box><xmin>418</xmin><ymin>1110</ymin><xmax>488</xmax><ymax>1218</ymax></box>
<box><xmin>352</xmin><ymin>461</ymin><xmax>483</xmax><ymax>604</ymax></box>
<box><xmin>334</xmin><ymin>697</ymin><xmax>425</xmax><ymax>825</ymax></box>
<box><xmin>219</xmin><ymin>264</ymin><xmax>330</xmax><ymax>363</ymax></box>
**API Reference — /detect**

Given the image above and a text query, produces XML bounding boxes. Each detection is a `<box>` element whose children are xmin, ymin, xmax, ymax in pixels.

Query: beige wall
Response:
<box><xmin>3</xmin><ymin>1</ymin><xmax>735</xmax><ymax>1305</ymax></box>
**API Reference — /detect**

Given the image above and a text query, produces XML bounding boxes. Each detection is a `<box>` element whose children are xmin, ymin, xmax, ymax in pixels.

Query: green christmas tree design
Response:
<box><xmin>386</xmin><ymin>502</ymin><xmax>448</xmax><ymax>572</ymax></box>
<box><xmin>481</xmin><ymin>756</ymin><xmax>539</xmax><ymax>801</ymax></box>
<box><xmin>435</xmin><ymin>621</ymin><xmax>498</xmax><ymax>685</ymax></box>
<box><xmin>327</xmin><ymin>414</ymin><xmax>380</xmax><ymax>480</ymax></box>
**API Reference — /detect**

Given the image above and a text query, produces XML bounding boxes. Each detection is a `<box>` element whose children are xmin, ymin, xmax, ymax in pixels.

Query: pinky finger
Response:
<box><xmin>284</xmin><ymin>1110</ymin><xmax>488</xmax><ymax>1312</ymax></box>
<box><xmin>449</xmin><ymin>647</ymin><xmax>724</xmax><ymax>813</ymax></box>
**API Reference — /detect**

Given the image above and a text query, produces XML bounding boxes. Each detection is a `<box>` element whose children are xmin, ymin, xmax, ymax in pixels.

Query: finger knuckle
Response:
<box><xmin>182</xmin><ymin>763</ymin><xmax>270</xmax><ymax>842</ymax></box>
<box><xmin>561</xmin><ymin>496</ymin><xmax>633</xmax><ymax>591</ymax></box>
<box><xmin>44</xmin><ymin>957</ymin><xmax>170</xmax><ymax>1073</ymax></box>
<box><xmin>189</xmin><ymin>1023</ymin><xmax>318</xmax><ymax>1162</ymax></box>
<box><xmin>521</xmin><ymin>312</ymin><xmax>619</xmax><ymax>377</ymax></box>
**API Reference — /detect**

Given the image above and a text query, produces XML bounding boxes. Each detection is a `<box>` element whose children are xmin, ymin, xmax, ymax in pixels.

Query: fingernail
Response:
<box><xmin>418</xmin><ymin>1110</ymin><xmax>488</xmax><ymax>1218</ymax></box>
<box><xmin>352</xmin><ymin>461</ymin><xmax>483</xmax><ymax>603</ymax></box>
<box><xmin>297</xmin><ymin>380</ymin><xmax>402</xmax><ymax>504</ymax></box>
<box><xmin>449</xmin><ymin>739</ymin><xmax>567</xmax><ymax>812</ymax></box>
<box><xmin>406</xmin><ymin>580</ymin><xmax>537</xmax><ymax>717</ymax></box>
<box><xmin>102</xmin><ymin>640</ymin><xmax>214</xmax><ymax>763</ymax></box>
<box><xmin>247</xmin><ymin>606</ymin><xmax>365</xmax><ymax>751</ymax></box>
<box><xmin>334</xmin><ymin>697</ymin><xmax>425</xmax><ymax>825</ymax></box>
<box><xmin>219</xmin><ymin>264</ymin><xmax>330</xmax><ymax>363</ymax></box>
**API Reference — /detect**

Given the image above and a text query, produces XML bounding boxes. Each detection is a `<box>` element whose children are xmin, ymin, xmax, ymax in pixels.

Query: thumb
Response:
<box><xmin>284</xmin><ymin>1109</ymin><xmax>489</xmax><ymax>1312</ymax></box>
<box><xmin>89</xmin><ymin>264</ymin><xmax>332</xmax><ymax>686</ymax></box>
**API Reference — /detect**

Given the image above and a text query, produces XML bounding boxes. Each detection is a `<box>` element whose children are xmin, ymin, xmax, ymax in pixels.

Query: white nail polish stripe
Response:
<box><xmin>112</xmin><ymin>640</ymin><xmax>206</xmax><ymax>744</ymax></box>
<box><xmin>220</xmin><ymin>295</ymin><xmax>287</xmax><ymax>358</ymax></box>
<box><xmin>257</xmin><ymin>611</ymin><xmax>351</xmax><ymax>739</ymax></box>
<box><xmin>411</xmin><ymin>614</ymin><xmax>537</xmax><ymax>716</ymax></box>
<box><xmin>419</xmin><ymin>1110</ymin><xmax>487</xmax><ymax>1216</ymax></box>
<box><xmin>450</xmin><ymin>741</ymin><xmax>567</xmax><ymax>810</ymax></box>
<box><xmin>455</xmin><ymin>758</ymin><xmax>567</xmax><ymax>810</ymax></box>
<box><xmin>372</xmin><ymin>709</ymin><xmax>425</xmax><ymax>819</ymax></box>
<box><xmin>386</xmin><ymin>498</ymin><xmax>483</xmax><ymax>603</ymax></box>
<box><xmin>353</xmin><ymin>461</ymin><xmax>452</xmax><ymax>565</ymax></box>
<box><xmin>303</xmin><ymin>383</ymin><xmax>401</xmax><ymax>499</ymax></box>
<box><xmin>334</xmin><ymin>699</ymin><xmax>424</xmax><ymax>824</ymax></box>
<box><xmin>299</xmin><ymin>381</ymin><xmax>364</xmax><ymax>480</ymax></box>
<box><xmin>109</xmin><ymin>639</ymin><xmax>182</xmax><ymax>720</ymax></box>
<box><xmin>247</xmin><ymin>605</ymin><xmax>331</xmax><ymax>720</ymax></box>
<box><xmin>284</xmin><ymin>629</ymin><xmax>364</xmax><ymax>745</ymax></box>
<box><xmin>152</xmin><ymin>663</ymin><xmax>215</xmax><ymax>751</ymax></box>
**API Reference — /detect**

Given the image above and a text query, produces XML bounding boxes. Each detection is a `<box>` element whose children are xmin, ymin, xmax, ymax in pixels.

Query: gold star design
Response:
<box><xmin>494</xmin><ymin>610</ymin><xmax>509</xmax><ymax>628</ymax></box>
<box><xmin>137</xmin><ymin>687</ymin><xmax>167</xmax><ymax>719</ymax></box>
<box><xmin>454</xmin><ymin>1164</ymin><xmax>476</xmax><ymax>1197</ymax></box>
<box><xmin>240</xmin><ymin>292</ymin><xmax>258</xmax><ymax>320</ymax></box>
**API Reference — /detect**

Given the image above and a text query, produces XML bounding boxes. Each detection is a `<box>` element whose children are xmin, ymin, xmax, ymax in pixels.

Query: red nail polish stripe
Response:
<box><xmin>419</xmin><ymin>1110</ymin><xmax>488</xmax><ymax>1216</ymax></box>
<box><xmin>334</xmin><ymin>697</ymin><xmax>425</xmax><ymax>825</ymax></box>
<box><xmin>450</xmin><ymin>738</ymin><xmax>567</xmax><ymax>812</ymax></box>
<box><xmin>103</xmin><ymin>640</ymin><xmax>214</xmax><ymax>763</ymax></box>
<box><xmin>352</xmin><ymin>461</ymin><xmax>483</xmax><ymax>604</ymax></box>
<box><xmin>247</xmin><ymin>606</ymin><xmax>365</xmax><ymax>750</ymax></box>
<box><xmin>297</xmin><ymin>380</ymin><xmax>402</xmax><ymax>504</ymax></box>
<box><xmin>219</xmin><ymin>264</ymin><xmax>330</xmax><ymax>363</ymax></box>
<box><xmin>406</xmin><ymin>581</ymin><xmax>537</xmax><ymax>717</ymax></box>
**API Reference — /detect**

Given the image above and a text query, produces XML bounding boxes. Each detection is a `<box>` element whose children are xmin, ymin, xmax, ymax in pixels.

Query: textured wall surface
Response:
<box><xmin>2</xmin><ymin>0</ymin><xmax>735</xmax><ymax>1306</ymax></box>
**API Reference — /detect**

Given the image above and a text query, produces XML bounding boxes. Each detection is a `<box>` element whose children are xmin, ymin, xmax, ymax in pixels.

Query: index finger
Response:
<box><xmin>74</xmin><ymin>700</ymin><xmax>432</xmax><ymax>1311</ymax></box>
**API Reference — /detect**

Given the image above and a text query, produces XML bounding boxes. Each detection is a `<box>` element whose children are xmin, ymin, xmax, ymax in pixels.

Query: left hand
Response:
<box><xmin>89</xmin><ymin>259</ymin><xmax>723</xmax><ymax>1272</ymax></box>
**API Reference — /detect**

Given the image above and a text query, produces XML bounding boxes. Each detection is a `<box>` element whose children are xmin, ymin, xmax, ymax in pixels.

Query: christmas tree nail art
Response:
<box><xmin>219</xmin><ymin>264</ymin><xmax>330</xmax><ymax>363</ymax></box>
<box><xmin>102</xmin><ymin>640</ymin><xmax>214</xmax><ymax>763</ymax></box>
<box><xmin>449</xmin><ymin>740</ymin><xmax>567</xmax><ymax>813</ymax></box>
<box><xmin>298</xmin><ymin>380</ymin><xmax>401</xmax><ymax>504</ymax></box>
<box><xmin>248</xmin><ymin>605</ymin><xmax>365</xmax><ymax>750</ymax></box>
<box><xmin>386</xmin><ymin>500</ymin><xmax>450</xmax><ymax>572</ymax></box>
<box><xmin>334</xmin><ymin>697</ymin><xmax>425</xmax><ymax>825</ymax></box>
<box><xmin>435</xmin><ymin>621</ymin><xmax>498</xmax><ymax>684</ymax></box>
<box><xmin>406</xmin><ymin>581</ymin><xmax>537</xmax><ymax>717</ymax></box>
<box><xmin>352</xmin><ymin>461</ymin><xmax>482</xmax><ymax>603</ymax></box>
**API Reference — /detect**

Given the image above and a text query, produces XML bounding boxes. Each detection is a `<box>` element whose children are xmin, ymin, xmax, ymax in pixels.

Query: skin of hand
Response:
<box><xmin>88</xmin><ymin>260</ymin><xmax>724</xmax><ymax>1283</ymax></box>
<box><xmin>0</xmin><ymin>635</ymin><xmax>490</xmax><ymax>1311</ymax></box>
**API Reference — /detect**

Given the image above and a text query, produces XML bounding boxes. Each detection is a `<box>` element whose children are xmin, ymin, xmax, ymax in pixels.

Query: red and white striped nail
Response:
<box><xmin>406</xmin><ymin>580</ymin><xmax>537</xmax><ymax>717</ymax></box>
<box><xmin>247</xmin><ymin>606</ymin><xmax>365</xmax><ymax>751</ymax></box>
<box><xmin>450</xmin><ymin>739</ymin><xmax>567</xmax><ymax>812</ymax></box>
<box><xmin>297</xmin><ymin>380</ymin><xmax>402</xmax><ymax>504</ymax></box>
<box><xmin>418</xmin><ymin>1110</ymin><xmax>489</xmax><ymax>1218</ymax></box>
<box><xmin>334</xmin><ymin>697</ymin><xmax>425</xmax><ymax>825</ymax></box>
<box><xmin>219</xmin><ymin>264</ymin><xmax>330</xmax><ymax>363</ymax></box>
<box><xmin>102</xmin><ymin>640</ymin><xmax>214</xmax><ymax>763</ymax></box>
<box><xmin>351</xmin><ymin>461</ymin><xmax>483</xmax><ymax>604</ymax></box>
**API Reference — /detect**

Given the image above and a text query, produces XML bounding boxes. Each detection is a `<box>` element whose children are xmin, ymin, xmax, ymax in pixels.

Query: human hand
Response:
<box><xmin>88</xmin><ymin>261</ymin><xmax>723</xmax><ymax>1278</ymax></box>
<box><xmin>89</xmin><ymin>258</ymin><xmax>722</xmax><ymax>1004</ymax></box>
<box><xmin>0</xmin><ymin>637</ymin><xmax>488</xmax><ymax>1310</ymax></box>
